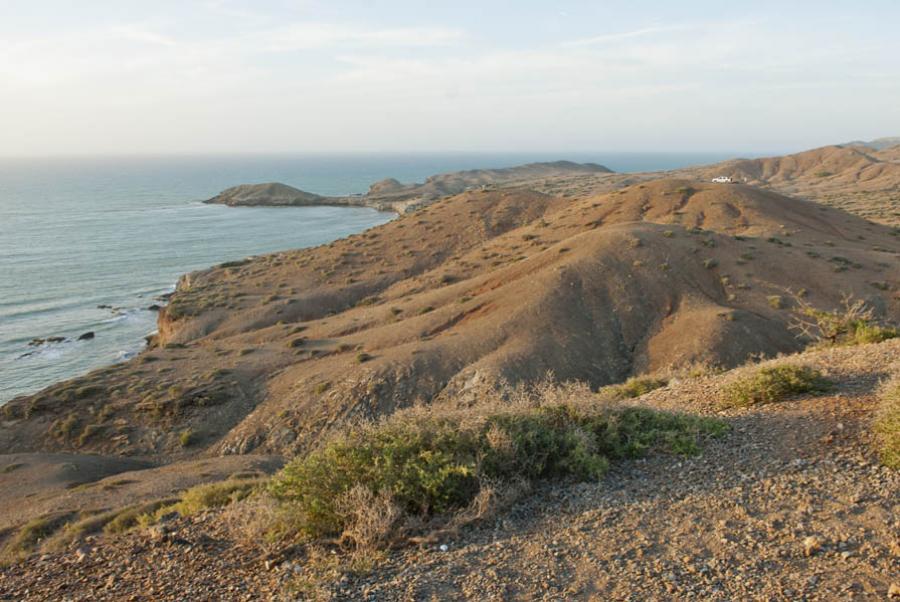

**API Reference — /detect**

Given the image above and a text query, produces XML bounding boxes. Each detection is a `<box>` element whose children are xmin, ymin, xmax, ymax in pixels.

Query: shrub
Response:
<box><xmin>179</xmin><ymin>429</ymin><xmax>197</xmax><ymax>447</ymax></box>
<box><xmin>720</xmin><ymin>364</ymin><xmax>830</xmax><ymax>408</ymax></box>
<box><xmin>598</xmin><ymin>376</ymin><xmax>668</xmax><ymax>400</ymax></box>
<box><xmin>77</xmin><ymin>424</ymin><xmax>103</xmax><ymax>447</ymax></box>
<box><xmin>53</xmin><ymin>414</ymin><xmax>79</xmax><ymax>441</ymax></box>
<box><xmin>104</xmin><ymin>499</ymin><xmax>176</xmax><ymax>534</ymax></box>
<box><xmin>269</xmin><ymin>382</ymin><xmax>726</xmax><ymax>545</ymax></box>
<box><xmin>874</xmin><ymin>378</ymin><xmax>900</xmax><ymax>469</ymax></box>
<box><xmin>171</xmin><ymin>479</ymin><xmax>264</xmax><ymax>517</ymax></box>
<box><xmin>790</xmin><ymin>294</ymin><xmax>898</xmax><ymax>347</ymax></box>
<box><xmin>0</xmin><ymin>512</ymin><xmax>74</xmax><ymax>565</ymax></box>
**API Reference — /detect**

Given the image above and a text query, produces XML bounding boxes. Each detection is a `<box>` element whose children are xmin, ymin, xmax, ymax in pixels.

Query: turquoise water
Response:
<box><xmin>0</xmin><ymin>152</ymin><xmax>739</xmax><ymax>403</ymax></box>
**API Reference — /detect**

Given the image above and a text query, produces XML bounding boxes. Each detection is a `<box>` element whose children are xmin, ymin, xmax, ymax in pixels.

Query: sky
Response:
<box><xmin>1</xmin><ymin>0</ymin><xmax>899</xmax><ymax>156</ymax></box>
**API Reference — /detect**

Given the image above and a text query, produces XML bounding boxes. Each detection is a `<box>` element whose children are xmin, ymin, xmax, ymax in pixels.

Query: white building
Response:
<box><xmin>711</xmin><ymin>176</ymin><xmax>733</xmax><ymax>183</ymax></box>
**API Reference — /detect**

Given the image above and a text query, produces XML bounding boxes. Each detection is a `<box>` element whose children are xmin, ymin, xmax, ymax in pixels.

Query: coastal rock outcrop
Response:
<box><xmin>204</xmin><ymin>182</ymin><xmax>326</xmax><ymax>207</ymax></box>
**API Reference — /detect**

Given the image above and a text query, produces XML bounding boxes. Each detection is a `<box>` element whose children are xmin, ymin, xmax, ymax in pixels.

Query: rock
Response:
<box><xmin>368</xmin><ymin>178</ymin><xmax>406</xmax><ymax>195</ymax></box>
<box><xmin>889</xmin><ymin>583</ymin><xmax>900</xmax><ymax>598</ymax></box>
<box><xmin>802</xmin><ymin>536</ymin><xmax>822</xmax><ymax>557</ymax></box>
<box><xmin>147</xmin><ymin>304</ymin><xmax>161</xmax><ymax>311</ymax></box>
<box><xmin>28</xmin><ymin>336</ymin><xmax>67</xmax><ymax>346</ymax></box>
<box><xmin>77</xmin><ymin>331</ymin><xmax>95</xmax><ymax>341</ymax></box>
<box><xmin>74</xmin><ymin>547</ymin><xmax>89</xmax><ymax>562</ymax></box>
<box><xmin>146</xmin><ymin>524</ymin><xmax>171</xmax><ymax>543</ymax></box>
<box><xmin>97</xmin><ymin>304</ymin><xmax>112</xmax><ymax>309</ymax></box>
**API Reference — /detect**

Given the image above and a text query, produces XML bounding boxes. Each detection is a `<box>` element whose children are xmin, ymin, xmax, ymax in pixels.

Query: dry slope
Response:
<box><xmin>2</xmin><ymin>180</ymin><xmax>897</xmax><ymax>461</ymax></box>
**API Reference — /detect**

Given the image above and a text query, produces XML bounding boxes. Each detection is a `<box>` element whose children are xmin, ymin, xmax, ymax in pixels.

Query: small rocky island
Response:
<box><xmin>205</xmin><ymin>160</ymin><xmax>614</xmax><ymax>213</ymax></box>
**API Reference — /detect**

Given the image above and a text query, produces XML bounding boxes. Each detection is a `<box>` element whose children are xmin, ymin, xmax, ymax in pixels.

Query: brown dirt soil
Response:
<box><xmin>1</xmin><ymin>341</ymin><xmax>897</xmax><ymax>601</ymax></box>
<box><xmin>0</xmin><ymin>454</ymin><xmax>283</xmax><ymax>534</ymax></box>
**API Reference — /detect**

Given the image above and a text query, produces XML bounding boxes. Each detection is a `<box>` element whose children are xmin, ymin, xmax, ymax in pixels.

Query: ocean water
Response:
<box><xmin>0</xmin><ymin>151</ymin><xmax>739</xmax><ymax>403</ymax></box>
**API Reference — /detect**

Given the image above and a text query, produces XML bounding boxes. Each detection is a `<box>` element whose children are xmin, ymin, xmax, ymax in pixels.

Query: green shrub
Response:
<box><xmin>53</xmin><ymin>414</ymin><xmax>79</xmax><ymax>441</ymax></box>
<box><xmin>790</xmin><ymin>294</ymin><xmax>898</xmax><ymax>347</ymax></box>
<box><xmin>77</xmin><ymin>424</ymin><xmax>103</xmax><ymax>447</ymax></box>
<box><xmin>874</xmin><ymin>379</ymin><xmax>900</xmax><ymax>469</ymax></box>
<box><xmin>767</xmin><ymin>295</ymin><xmax>785</xmax><ymax>310</ymax></box>
<box><xmin>720</xmin><ymin>364</ymin><xmax>830</xmax><ymax>408</ymax></box>
<box><xmin>171</xmin><ymin>479</ymin><xmax>264</xmax><ymax>517</ymax></box>
<box><xmin>269</xmin><ymin>388</ymin><xmax>726</xmax><ymax>542</ymax></box>
<box><xmin>0</xmin><ymin>512</ymin><xmax>74</xmax><ymax>564</ymax></box>
<box><xmin>104</xmin><ymin>499</ymin><xmax>176</xmax><ymax>534</ymax></box>
<box><xmin>179</xmin><ymin>429</ymin><xmax>197</xmax><ymax>447</ymax></box>
<box><xmin>598</xmin><ymin>376</ymin><xmax>668</xmax><ymax>400</ymax></box>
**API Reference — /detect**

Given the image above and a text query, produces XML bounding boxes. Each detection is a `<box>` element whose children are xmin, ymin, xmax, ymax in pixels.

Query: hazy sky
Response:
<box><xmin>2</xmin><ymin>0</ymin><xmax>899</xmax><ymax>156</ymax></box>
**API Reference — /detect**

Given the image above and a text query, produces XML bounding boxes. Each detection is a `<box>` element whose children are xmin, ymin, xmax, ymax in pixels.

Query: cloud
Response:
<box><xmin>260</xmin><ymin>24</ymin><xmax>466</xmax><ymax>52</ymax></box>
<box><xmin>562</xmin><ymin>25</ymin><xmax>690</xmax><ymax>47</ymax></box>
<box><xmin>111</xmin><ymin>25</ymin><xmax>179</xmax><ymax>47</ymax></box>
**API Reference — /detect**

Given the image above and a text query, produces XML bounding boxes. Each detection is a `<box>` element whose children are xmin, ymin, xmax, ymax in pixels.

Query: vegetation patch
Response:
<box><xmin>168</xmin><ymin>479</ymin><xmax>265</xmax><ymax>517</ymax></box>
<box><xmin>720</xmin><ymin>364</ymin><xmax>830</xmax><ymax>408</ymax></box>
<box><xmin>0</xmin><ymin>512</ymin><xmax>75</xmax><ymax>565</ymax></box>
<box><xmin>597</xmin><ymin>376</ymin><xmax>668</xmax><ymax>400</ymax></box>
<box><xmin>268</xmin><ymin>382</ymin><xmax>726</xmax><ymax>549</ymax></box>
<box><xmin>790</xmin><ymin>294</ymin><xmax>898</xmax><ymax>347</ymax></box>
<box><xmin>874</xmin><ymin>377</ymin><xmax>900</xmax><ymax>469</ymax></box>
<box><xmin>104</xmin><ymin>499</ymin><xmax>178</xmax><ymax>534</ymax></box>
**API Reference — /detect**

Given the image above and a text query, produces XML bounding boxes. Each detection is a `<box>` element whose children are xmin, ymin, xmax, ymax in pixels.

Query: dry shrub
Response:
<box><xmin>874</xmin><ymin>375</ymin><xmax>900</xmax><ymax>469</ymax></box>
<box><xmin>221</xmin><ymin>494</ymin><xmax>284</xmax><ymax>554</ymax></box>
<box><xmin>790</xmin><ymin>293</ymin><xmax>898</xmax><ymax>347</ymax></box>
<box><xmin>336</xmin><ymin>485</ymin><xmax>402</xmax><ymax>550</ymax></box>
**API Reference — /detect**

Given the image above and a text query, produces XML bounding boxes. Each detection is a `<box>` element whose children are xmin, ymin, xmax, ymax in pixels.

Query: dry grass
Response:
<box><xmin>0</xmin><ymin>512</ymin><xmax>74</xmax><ymax>565</ymax></box>
<box><xmin>874</xmin><ymin>375</ymin><xmax>900</xmax><ymax>469</ymax></box>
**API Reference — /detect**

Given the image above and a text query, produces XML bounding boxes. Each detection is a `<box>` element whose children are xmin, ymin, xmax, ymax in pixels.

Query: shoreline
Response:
<box><xmin>0</xmin><ymin>203</ymin><xmax>394</xmax><ymax>406</ymax></box>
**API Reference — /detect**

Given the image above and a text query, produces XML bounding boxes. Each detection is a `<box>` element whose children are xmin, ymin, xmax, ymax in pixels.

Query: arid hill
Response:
<box><xmin>846</xmin><ymin>136</ymin><xmax>900</xmax><ymax>150</ymax></box>
<box><xmin>3</xmin><ymin>179</ymin><xmax>897</xmax><ymax>462</ymax></box>
<box><xmin>675</xmin><ymin>145</ymin><xmax>900</xmax><ymax>226</ymax></box>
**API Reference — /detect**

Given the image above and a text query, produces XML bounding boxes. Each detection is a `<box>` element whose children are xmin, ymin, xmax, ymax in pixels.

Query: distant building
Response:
<box><xmin>711</xmin><ymin>176</ymin><xmax>733</xmax><ymax>183</ymax></box>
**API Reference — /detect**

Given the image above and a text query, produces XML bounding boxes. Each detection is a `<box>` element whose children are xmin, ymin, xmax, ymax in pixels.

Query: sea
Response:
<box><xmin>0</xmin><ymin>151</ymin><xmax>741</xmax><ymax>403</ymax></box>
